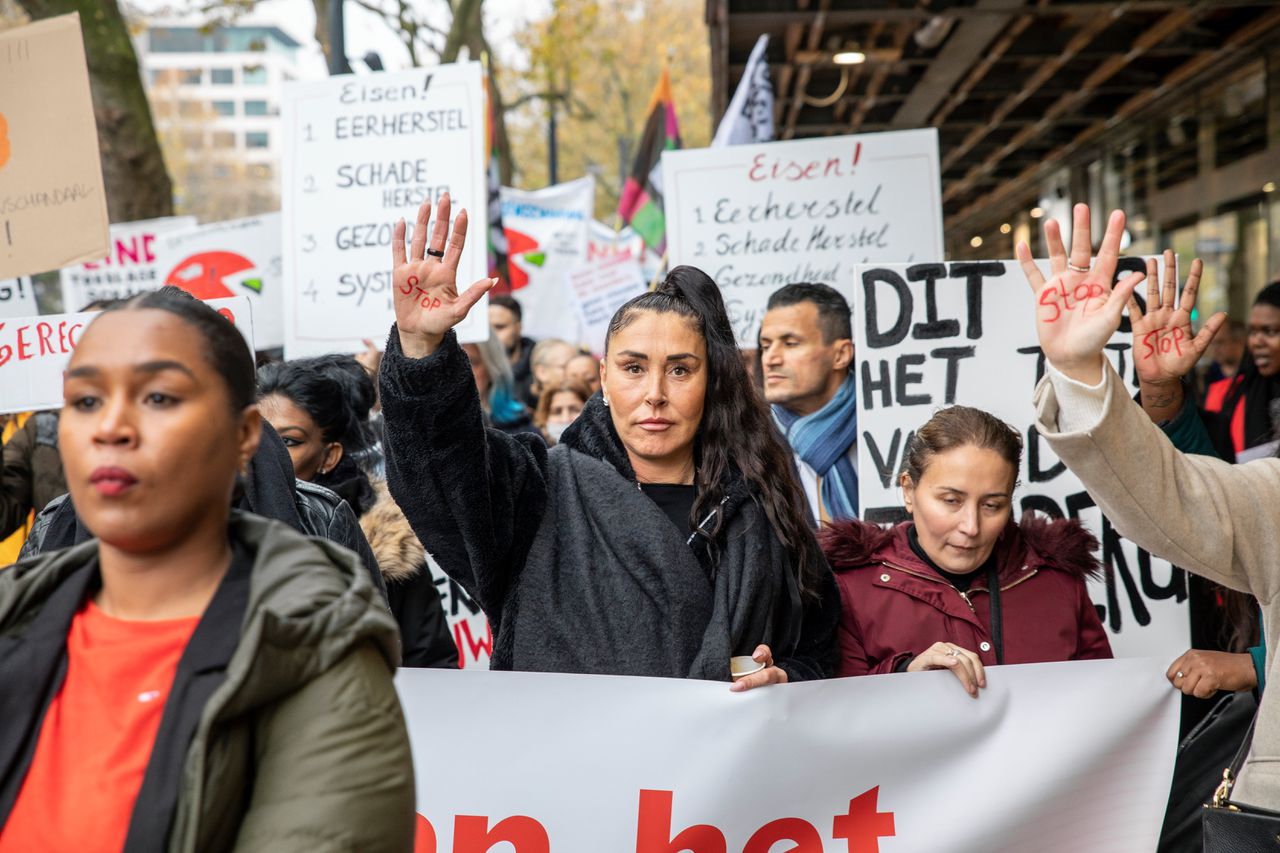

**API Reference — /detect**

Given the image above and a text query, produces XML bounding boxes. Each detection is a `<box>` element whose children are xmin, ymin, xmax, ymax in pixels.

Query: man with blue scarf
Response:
<box><xmin>759</xmin><ymin>283</ymin><xmax>858</xmax><ymax>523</ymax></box>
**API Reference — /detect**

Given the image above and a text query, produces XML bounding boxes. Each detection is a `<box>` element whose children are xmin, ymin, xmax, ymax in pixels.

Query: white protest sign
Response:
<box><xmin>59</xmin><ymin>216</ymin><xmax>198</xmax><ymax>310</ymax></box>
<box><xmin>588</xmin><ymin>219</ymin><xmax>663</xmax><ymax>283</ymax></box>
<box><xmin>567</xmin><ymin>254</ymin><xmax>647</xmax><ymax>355</ymax></box>
<box><xmin>0</xmin><ymin>296</ymin><xmax>253</xmax><ymax>414</ymax></box>
<box><xmin>0</xmin><ymin>277</ymin><xmax>36</xmax><ymax>318</ymax></box>
<box><xmin>0</xmin><ymin>15</ymin><xmax>110</xmax><ymax>279</ymax></box>
<box><xmin>662</xmin><ymin>129</ymin><xmax>943</xmax><ymax>346</ymax></box>
<box><xmin>500</xmin><ymin>176</ymin><xmax>594</xmax><ymax>342</ymax></box>
<box><xmin>853</xmin><ymin>257</ymin><xmax>1188</xmax><ymax>659</ymax></box>
<box><xmin>155</xmin><ymin>213</ymin><xmax>284</xmax><ymax>349</ymax></box>
<box><xmin>397</xmin><ymin>658</ymin><xmax>1177</xmax><ymax>852</ymax></box>
<box><xmin>282</xmin><ymin>63</ymin><xmax>488</xmax><ymax>358</ymax></box>
<box><xmin>424</xmin><ymin>554</ymin><xmax>491</xmax><ymax>669</ymax></box>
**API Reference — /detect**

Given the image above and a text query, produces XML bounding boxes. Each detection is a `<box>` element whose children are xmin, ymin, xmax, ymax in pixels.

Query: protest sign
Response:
<box><xmin>282</xmin><ymin>63</ymin><xmax>489</xmax><ymax>358</ymax></box>
<box><xmin>397</xmin><ymin>657</ymin><xmax>1177</xmax><ymax>852</ymax></box>
<box><xmin>0</xmin><ymin>277</ymin><xmax>36</xmax><ymax>319</ymax></box>
<box><xmin>59</xmin><ymin>216</ymin><xmax>198</xmax><ymax>310</ymax></box>
<box><xmin>423</xmin><ymin>554</ymin><xmax>491</xmax><ymax>669</ymax></box>
<box><xmin>500</xmin><ymin>176</ymin><xmax>594</xmax><ymax>342</ymax></box>
<box><xmin>853</xmin><ymin>257</ymin><xmax>1188</xmax><ymax>659</ymax></box>
<box><xmin>0</xmin><ymin>297</ymin><xmax>253</xmax><ymax>414</ymax></box>
<box><xmin>567</xmin><ymin>254</ymin><xmax>647</xmax><ymax>355</ymax></box>
<box><xmin>155</xmin><ymin>213</ymin><xmax>284</xmax><ymax>349</ymax></box>
<box><xmin>0</xmin><ymin>15</ymin><xmax>109</xmax><ymax>279</ymax></box>
<box><xmin>588</xmin><ymin>219</ymin><xmax>663</xmax><ymax>284</ymax></box>
<box><xmin>662</xmin><ymin>129</ymin><xmax>943</xmax><ymax>346</ymax></box>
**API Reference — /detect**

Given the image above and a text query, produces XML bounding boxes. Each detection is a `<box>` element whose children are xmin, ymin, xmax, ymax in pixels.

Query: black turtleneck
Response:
<box><xmin>640</xmin><ymin>483</ymin><xmax>698</xmax><ymax>535</ymax></box>
<box><xmin>907</xmin><ymin>525</ymin><xmax>995</xmax><ymax>593</ymax></box>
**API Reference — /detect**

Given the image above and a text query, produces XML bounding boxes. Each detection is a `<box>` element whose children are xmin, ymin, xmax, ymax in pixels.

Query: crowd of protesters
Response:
<box><xmin>0</xmin><ymin>196</ymin><xmax>1276</xmax><ymax>850</ymax></box>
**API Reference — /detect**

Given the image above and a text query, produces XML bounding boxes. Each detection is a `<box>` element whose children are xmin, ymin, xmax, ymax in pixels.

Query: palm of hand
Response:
<box><xmin>393</xmin><ymin>256</ymin><xmax>457</xmax><ymax>338</ymax></box>
<box><xmin>1131</xmin><ymin>301</ymin><xmax>1195</xmax><ymax>383</ymax></box>
<box><xmin>1033</xmin><ymin>271</ymin><xmax>1116</xmax><ymax>366</ymax></box>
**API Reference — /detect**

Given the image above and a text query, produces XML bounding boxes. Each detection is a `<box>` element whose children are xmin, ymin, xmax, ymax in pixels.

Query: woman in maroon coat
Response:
<box><xmin>820</xmin><ymin>405</ymin><xmax>1112</xmax><ymax>697</ymax></box>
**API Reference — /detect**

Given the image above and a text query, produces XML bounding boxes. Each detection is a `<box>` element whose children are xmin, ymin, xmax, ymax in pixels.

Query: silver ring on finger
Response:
<box><xmin>1067</xmin><ymin>262</ymin><xmax>1090</xmax><ymax>274</ymax></box>
<box><xmin>948</xmin><ymin>647</ymin><xmax>962</xmax><ymax>657</ymax></box>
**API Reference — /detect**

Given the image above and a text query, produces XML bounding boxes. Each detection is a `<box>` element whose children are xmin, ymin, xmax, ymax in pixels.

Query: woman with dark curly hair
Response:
<box><xmin>378</xmin><ymin>194</ymin><xmax>840</xmax><ymax>686</ymax></box>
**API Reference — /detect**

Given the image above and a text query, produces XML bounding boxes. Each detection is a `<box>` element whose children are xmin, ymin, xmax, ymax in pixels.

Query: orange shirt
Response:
<box><xmin>0</xmin><ymin>601</ymin><xmax>199</xmax><ymax>853</ymax></box>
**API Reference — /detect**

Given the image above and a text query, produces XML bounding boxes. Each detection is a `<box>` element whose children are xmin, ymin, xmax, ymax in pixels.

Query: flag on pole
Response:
<box><xmin>484</xmin><ymin>76</ymin><xmax>510</xmax><ymax>291</ymax></box>
<box><xmin>618</xmin><ymin>68</ymin><xmax>681</xmax><ymax>251</ymax></box>
<box><xmin>712</xmin><ymin>34</ymin><xmax>774</xmax><ymax>146</ymax></box>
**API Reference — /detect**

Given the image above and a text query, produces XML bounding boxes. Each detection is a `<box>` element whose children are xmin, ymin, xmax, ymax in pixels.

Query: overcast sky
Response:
<box><xmin>126</xmin><ymin>0</ymin><xmax>549</xmax><ymax>77</ymax></box>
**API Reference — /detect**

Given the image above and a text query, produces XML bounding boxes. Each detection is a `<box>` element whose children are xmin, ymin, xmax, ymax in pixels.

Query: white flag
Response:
<box><xmin>712</xmin><ymin>34</ymin><xmax>774</xmax><ymax>146</ymax></box>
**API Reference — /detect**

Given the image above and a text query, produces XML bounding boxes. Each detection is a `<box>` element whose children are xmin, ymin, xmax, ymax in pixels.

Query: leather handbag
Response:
<box><xmin>1202</xmin><ymin>709</ymin><xmax>1280</xmax><ymax>850</ymax></box>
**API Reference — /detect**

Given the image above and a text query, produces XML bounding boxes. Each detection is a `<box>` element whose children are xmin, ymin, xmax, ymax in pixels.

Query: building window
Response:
<box><xmin>178</xmin><ymin>100</ymin><xmax>203</xmax><ymax>118</ymax></box>
<box><xmin>211</xmin><ymin>68</ymin><xmax>234</xmax><ymax>85</ymax></box>
<box><xmin>251</xmin><ymin>164</ymin><xmax>274</xmax><ymax>180</ymax></box>
<box><xmin>243</xmin><ymin>65</ymin><xmax>268</xmax><ymax>85</ymax></box>
<box><xmin>211</xmin><ymin>100</ymin><xmax>235</xmax><ymax>117</ymax></box>
<box><xmin>151</xmin><ymin>100</ymin><xmax>173</xmax><ymax>118</ymax></box>
<box><xmin>245</xmin><ymin>131</ymin><xmax>270</xmax><ymax>149</ymax></box>
<box><xmin>182</xmin><ymin>132</ymin><xmax>204</xmax><ymax>149</ymax></box>
<box><xmin>243</xmin><ymin>100</ymin><xmax>272</xmax><ymax>116</ymax></box>
<box><xmin>212</xmin><ymin>164</ymin><xmax>232</xmax><ymax>180</ymax></box>
<box><xmin>212</xmin><ymin>131</ymin><xmax>236</xmax><ymax>149</ymax></box>
<box><xmin>179</xmin><ymin>68</ymin><xmax>202</xmax><ymax>85</ymax></box>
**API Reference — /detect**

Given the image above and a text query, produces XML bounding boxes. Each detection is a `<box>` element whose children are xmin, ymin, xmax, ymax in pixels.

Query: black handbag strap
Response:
<box><xmin>986</xmin><ymin>563</ymin><xmax>1004</xmax><ymax>665</ymax></box>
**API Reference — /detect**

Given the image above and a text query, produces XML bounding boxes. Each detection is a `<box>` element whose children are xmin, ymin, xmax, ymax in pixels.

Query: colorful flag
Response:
<box><xmin>618</xmin><ymin>68</ymin><xmax>680</xmax><ymax>251</ymax></box>
<box><xmin>712</xmin><ymin>34</ymin><xmax>774</xmax><ymax>147</ymax></box>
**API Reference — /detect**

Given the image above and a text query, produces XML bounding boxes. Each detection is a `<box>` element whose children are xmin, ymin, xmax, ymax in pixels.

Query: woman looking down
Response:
<box><xmin>379</xmin><ymin>195</ymin><xmax>840</xmax><ymax>686</ymax></box>
<box><xmin>0</xmin><ymin>288</ymin><xmax>414</xmax><ymax>852</ymax></box>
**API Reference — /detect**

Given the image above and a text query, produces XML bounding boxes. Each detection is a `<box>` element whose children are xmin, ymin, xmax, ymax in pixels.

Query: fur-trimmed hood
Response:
<box><xmin>359</xmin><ymin>480</ymin><xmax>425</xmax><ymax>584</ymax></box>
<box><xmin>819</xmin><ymin>513</ymin><xmax>1103</xmax><ymax>581</ymax></box>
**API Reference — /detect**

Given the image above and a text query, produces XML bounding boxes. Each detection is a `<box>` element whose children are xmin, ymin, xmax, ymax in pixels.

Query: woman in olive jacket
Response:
<box><xmin>0</xmin><ymin>288</ymin><xmax>413</xmax><ymax>853</ymax></box>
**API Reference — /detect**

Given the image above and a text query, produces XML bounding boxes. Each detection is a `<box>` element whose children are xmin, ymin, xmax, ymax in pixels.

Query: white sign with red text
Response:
<box><xmin>59</xmin><ymin>216</ymin><xmax>197</xmax><ymax>310</ymax></box>
<box><xmin>567</xmin><ymin>254</ymin><xmax>647</xmax><ymax>355</ymax></box>
<box><xmin>424</xmin><ymin>553</ymin><xmax>491</xmax><ymax>669</ymax></box>
<box><xmin>662</xmin><ymin>130</ymin><xmax>943</xmax><ymax>346</ymax></box>
<box><xmin>396</xmin><ymin>658</ymin><xmax>1177</xmax><ymax>852</ymax></box>
<box><xmin>0</xmin><ymin>296</ymin><xmax>253</xmax><ymax>414</ymax></box>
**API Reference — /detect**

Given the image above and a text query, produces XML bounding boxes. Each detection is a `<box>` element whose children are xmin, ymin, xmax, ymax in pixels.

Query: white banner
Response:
<box><xmin>501</xmin><ymin>177</ymin><xmax>594</xmax><ymax>342</ymax></box>
<box><xmin>0</xmin><ymin>296</ymin><xmax>253</xmax><ymax>414</ymax></box>
<box><xmin>59</xmin><ymin>217</ymin><xmax>198</xmax><ymax>311</ymax></box>
<box><xmin>662</xmin><ymin>129</ymin><xmax>944</xmax><ymax>346</ymax></box>
<box><xmin>424</xmin><ymin>554</ymin><xmax>491</xmax><ymax>670</ymax></box>
<box><xmin>853</xmin><ymin>257</ymin><xmax>1188</xmax><ymax>659</ymax></box>
<box><xmin>397</xmin><ymin>658</ymin><xmax>1178</xmax><ymax>852</ymax></box>
<box><xmin>568</xmin><ymin>254</ymin><xmax>647</xmax><ymax>355</ymax></box>
<box><xmin>0</xmin><ymin>277</ymin><xmax>36</xmax><ymax>318</ymax></box>
<box><xmin>588</xmin><ymin>219</ymin><xmax>663</xmax><ymax>284</ymax></box>
<box><xmin>154</xmin><ymin>213</ymin><xmax>284</xmax><ymax>349</ymax></box>
<box><xmin>282</xmin><ymin>63</ymin><xmax>489</xmax><ymax>358</ymax></box>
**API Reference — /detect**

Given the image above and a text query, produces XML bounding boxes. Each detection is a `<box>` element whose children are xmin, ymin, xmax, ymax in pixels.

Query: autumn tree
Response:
<box><xmin>504</xmin><ymin>0</ymin><xmax>710</xmax><ymax>220</ymax></box>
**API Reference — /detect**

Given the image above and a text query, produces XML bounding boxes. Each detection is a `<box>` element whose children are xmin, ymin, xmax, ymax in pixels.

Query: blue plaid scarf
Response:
<box><xmin>772</xmin><ymin>373</ymin><xmax>859</xmax><ymax>521</ymax></box>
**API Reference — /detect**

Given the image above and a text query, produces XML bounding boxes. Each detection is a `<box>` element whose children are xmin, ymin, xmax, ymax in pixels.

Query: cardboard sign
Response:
<box><xmin>0</xmin><ymin>277</ymin><xmax>36</xmax><ymax>319</ymax></box>
<box><xmin>0</xmin><ymin>15</ymin><xmax>109</xmax><ymax>279</ymax></box>
<box><xmin>155</xmin><ymin>213</ymin><xmax>284</xmax><ymax>349</ymax></box>
<box><xmin>662</xmin><ymin>129</ymin><xmax>943</xmax><ymax>346</ymax></box>
<box><xmin>282</xmin><ymin>63</ymin><xmax>489</xmax><ymax>358</ymax></box>
<box><xmin>59</xmin><ymin>216</ymin><xmax>198</xmax><ymax>311</ymax></box>
<box><xmin>397</xmin><ymin>658</ymin><xmax>1177</xmax><ymax>851</ymax></box>
<box><xmin>853</xmin><ymin>257</ymin><xmax>1188</xmax><ymax>659</ymax></box>
<box><xmin>500</xmin><ymin>176</ymin><xmax>594</xmax><ymax>342</ymax></box>
<box><xmin>0</xmin><ymin>296</ymin><xmax>253</xmax><ymax>414</ymax></box>
<box><xmin>567</xmin><ymin>254</ymin><xmax>647</xmax><ymax>355</ymax></box>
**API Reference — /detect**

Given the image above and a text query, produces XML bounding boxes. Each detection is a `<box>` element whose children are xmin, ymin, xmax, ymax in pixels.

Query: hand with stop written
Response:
<box><xmin>1016</xmin><ymin>204</ymin><xmax>1148</xmax><ymax>385</ymax></box>
<box><xmin>392</xmin><ymin>192</ymin><xmax>498</xmax><ymax>359</ymax></box>
<box><xmin>1128</xmin><ymin>251</ymin><xmax>1225</xmax><ymax>423</ymax></box>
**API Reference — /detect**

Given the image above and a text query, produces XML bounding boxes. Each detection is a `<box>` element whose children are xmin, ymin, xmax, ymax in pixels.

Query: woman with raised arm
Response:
<box><xmin>379</xmin><ymin>194</ymin><xmax>840</xmax><ymax>687</ymax></box>
<box><xmin>1019</xmin><ymin>203</ymin><xmax>1280</xmax><ymax>812</ymax></box>
<box><xmin>0</xmin><ymin>288</ymin><xmax>414</xmax><ymax>852</ymax></box>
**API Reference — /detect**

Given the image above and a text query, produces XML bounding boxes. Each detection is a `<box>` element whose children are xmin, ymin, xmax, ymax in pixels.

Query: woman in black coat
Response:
<box><xmin>379</xmin><ymin>195</ymin><xmax>840</xmax><ymax>686</ymax></box>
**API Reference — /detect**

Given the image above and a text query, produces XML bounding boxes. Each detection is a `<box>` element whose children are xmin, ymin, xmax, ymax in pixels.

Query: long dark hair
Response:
<box><xmin>256</xmin><ymin>354</ymin><xmax>375</xmax><ymax>453</ymax></box>
<box><xmin>604</xmin><ymin>265</ymin><xmax>822</xmax><ymax>597</ymax></box>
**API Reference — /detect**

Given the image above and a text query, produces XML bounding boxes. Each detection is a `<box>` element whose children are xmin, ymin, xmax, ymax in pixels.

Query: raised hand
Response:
<box><xmin>1016</xmin><ymin>204</ymin><xmax>1146</xmax><ymax>384</ymax></box>
<box><xmin>391</xmin><ymin>192</ymin><xmax>497</xmax><ymax>358</ymax></box>
<box><xmin>1130</xmin><ymin>252</ymin><xmax>1224</xmax><ymax>384</ymax></box>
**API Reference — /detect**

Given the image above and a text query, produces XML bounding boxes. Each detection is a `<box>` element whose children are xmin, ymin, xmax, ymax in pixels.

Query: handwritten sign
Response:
<box><xmin>282</xmin><ymin>63</ymin><xmax>489</xmax><ymax>358</ymax></box>
<box><xmin>0</xmin><ymin>296</ymin><xmax>253</xmax><ymax>414</ymax></box>
<box><xmin>589</xmin><ymin>219</ymin><xmax>663</xmax><ymax>284</ymax></box>
<box><xmin>154</xmin><ymin>213</ymin><xmax>284</xmax><ymax>349</ymax></box>
<box><xmin>0</xmin><ymin>277</ymin><xmax>36</xmax><ymax>319</ymax></box>
<box><xmin>853</xmin><ymin>257</ymin><xmax>1188</xmax><ymax>659</ymax></box>
<box><xmin>397</xmin><ymin>659</ymin><xmax>1177</xmax><ymax>851</ymax></box>
<box><xmin>662</xmin><ymin>130</ymin><xmax>943</xmax><ymax>346</ymax></box>
<box><xmin>59</xmin><ymin>216</ymin><xmax>197</xmax><ymax>311</ymax></box>
<box><xmin>500</xmin><ymin>176</ymin><xmax>594</xmax><ymax>342</ymax></box>
<box><xmin>567</xmin><ymin>254</ymin><xmax>647</xmax><ymax>355</ymax></box>
<box><xmin>0</xmin><ymin>15</ymin><xmax>109</xmax><ymax>279</ymax></box>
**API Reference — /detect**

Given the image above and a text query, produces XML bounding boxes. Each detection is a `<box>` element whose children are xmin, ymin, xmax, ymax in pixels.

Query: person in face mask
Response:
<box><xmin>533</xmin><ymin>379</ymin><xmax>591</xmax><ymax>446</ymax></box>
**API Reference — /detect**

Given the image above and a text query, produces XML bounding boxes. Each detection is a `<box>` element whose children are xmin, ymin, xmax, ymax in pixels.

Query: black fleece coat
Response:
<box><xmin>380</xmin><ymin>329</ymin><xmax>841</xmax><ymax>681</ymax></box>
